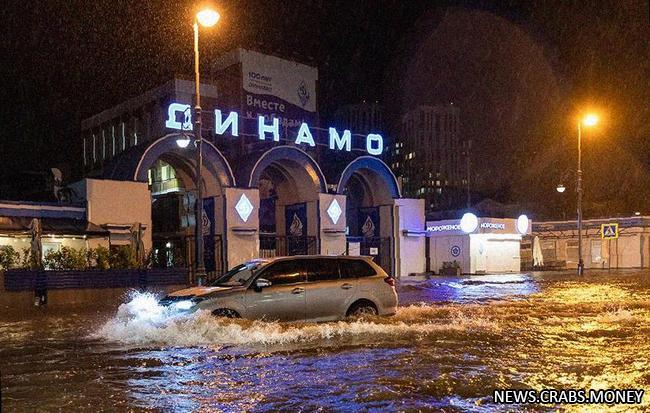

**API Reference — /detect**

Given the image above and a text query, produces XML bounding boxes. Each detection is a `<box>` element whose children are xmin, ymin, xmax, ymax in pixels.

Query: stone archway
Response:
<box><xmin>103</xmin><ymin>133</ymin><xmax>235</xmax><ymax>274</ymax></box>
<box><xmin>338</xmin><ymin>156</ymin><xmax>400</xmax><ymax>273</ymax></box>
<box><xmin>247</xmin><ymin>146</ymin><xmax>327</xmax><ymax>256</ymax></box>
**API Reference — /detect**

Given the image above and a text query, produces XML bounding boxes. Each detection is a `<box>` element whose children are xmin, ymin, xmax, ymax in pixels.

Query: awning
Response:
<box><xmin>0</xmin><ymin>217</ymin><xmax>109</xmax><ymax>237</ymax></box>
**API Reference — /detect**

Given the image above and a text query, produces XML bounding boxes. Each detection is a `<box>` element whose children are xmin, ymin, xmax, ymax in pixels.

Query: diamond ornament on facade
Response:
<box><xmin>235</xmin><ymin>194</ymin><xmax>254</xmax><ymax>222</ymax></box>
<box><xmin>327</xmin><ymin>199</ymin><xmax>342</xmax><ymax>224</ymax></box>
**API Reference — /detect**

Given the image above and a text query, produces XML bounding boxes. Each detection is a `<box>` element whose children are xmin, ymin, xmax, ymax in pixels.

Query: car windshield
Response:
<box><xmin>211</xmin><ymin>261</ymin><xmax>267</xmax><ymax>287</ymax></box>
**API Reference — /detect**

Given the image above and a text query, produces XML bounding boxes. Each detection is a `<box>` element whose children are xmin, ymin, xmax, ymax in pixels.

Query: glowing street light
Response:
<box><xmin>185</xmin><ymin>5</ymin><xmax>220</xmax><ymax>285</ymax></box>
<box><xmin>556</xmin><ymin>184</ymin><xmax>566</xmax><ymax>193</ymax></box>
<box><xmin>176</xmin><ymin>135</ymin><xmax>191</xmax><ymax>148</ymax></box>
<box><xmin>196</xmin><ymin>8</ymin><xmax>220</xmax><ymax>27</ymax></box>
<box><xmin>576</xmin><ymin>112</ymin><xmax>599</xmax><ymax>276</ymax></box>
<box><xmin>583</xmin><ymin>113</ymin><xmax>599</xmax><ymax>127</ymax></box>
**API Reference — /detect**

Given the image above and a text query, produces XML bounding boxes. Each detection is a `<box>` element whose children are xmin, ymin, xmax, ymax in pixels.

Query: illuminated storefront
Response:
<box><xmin>426</xmin><ymin>214</ymin><xmax>531</xmax><ymax>274</ymax></box>
<box><xmin>0</xmin><ymin>201</ymin><xmax>110</xmax><ymax>260</ymax></box>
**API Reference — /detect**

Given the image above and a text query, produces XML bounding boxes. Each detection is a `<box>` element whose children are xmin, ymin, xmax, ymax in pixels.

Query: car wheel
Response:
<box><xmin>347</xmin><ymin>301</ymin><xmax>378</xmax><ymax>318</ymax></box>
<box><xmin>212</xmin><ymin>308</ymin><xmax>240</xmax><ymax>318</ymax></box>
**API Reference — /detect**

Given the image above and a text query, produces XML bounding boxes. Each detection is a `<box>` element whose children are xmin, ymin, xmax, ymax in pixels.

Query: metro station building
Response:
<box><xmin>76</xmin><ymin>49</ymin><xmax>426</xmax><ymax>278</ymax></box>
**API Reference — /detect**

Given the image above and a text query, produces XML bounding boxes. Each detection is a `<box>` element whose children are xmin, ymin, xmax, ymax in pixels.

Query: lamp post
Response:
<box><xmin>191</xmin><ymin>6</ymin><xmax>219</xmax><ymax>285</ymax></box>
<box><xmin>576</xmin><ymin>113</ymin><xmax>598</xmax><ymax>276</ymax></box>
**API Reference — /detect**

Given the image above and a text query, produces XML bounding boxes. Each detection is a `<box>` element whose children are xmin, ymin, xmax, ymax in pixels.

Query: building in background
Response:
<box><xmin>72</xmin><ymin>48</ymin><xmax>426</xmax><ymax>278</ymax></box>
<box><xmin>81</xmin><ymin>78</ymin><xmax>217</xmax><ymax>178</ymax></box>
<box><xmin>524</xmin><ymin>216</ymin><xmax>650</xmax><ymax>270</ymax></box>
<box><xmin>390</xmin><ymin>104</ymin><xmax>465</xmax><ymax>212</ymax></box>
<box><xmin>332</xmin><ymin>102</ymin><xmax>384</xmax><ymax>136</ymax></box>
<box><xmin>81</xmin><ymin>48</ymin><xmax>320</xmax><ymax>178</ymax></box>
<box><xmin>212</xmin><ymin>48</ymin><xmax>319</xmax><ymax>127</ymax></box>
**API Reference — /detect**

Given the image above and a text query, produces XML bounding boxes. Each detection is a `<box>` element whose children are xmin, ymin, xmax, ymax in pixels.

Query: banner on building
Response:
<box><xmin>215</xmin><ymin>48</ymin><xmax>318</xmax><ymax>126</ymax></box>
<box><xmin>285</xmin><ymin>203</ymin><xmax>307</xmax><ymax>237</ymax></box>
<box><xmin>285</xmin><ymin>202</ymin><xmax>307</xmax><ymax>255</ymax></box>
<box><xmin>358</xmin><ymin>207</ymin><xmax>380</xmax><ymax>238</ymax></box>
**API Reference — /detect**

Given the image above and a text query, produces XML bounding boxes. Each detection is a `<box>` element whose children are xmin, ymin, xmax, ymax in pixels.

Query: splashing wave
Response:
<box><xmin>93</xmin><ymin>292</ymin><xmax>501</xmax><ymax>347</ymax></box>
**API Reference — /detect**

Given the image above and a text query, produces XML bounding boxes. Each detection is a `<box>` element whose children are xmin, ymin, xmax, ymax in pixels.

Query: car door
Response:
<box><xmin>243</xmin><ymin>259</ymin><xmax>306</xmax><ymax>321</ymax></box>
<box><xmin>346</xmin><ymin>258</ymin><xmax>379</xmax><ymax>294</ymax></box>
<box><xmin>304</xmin><ymin>258</ymin><xmax>357</xmax><ymax>321</ymax></box>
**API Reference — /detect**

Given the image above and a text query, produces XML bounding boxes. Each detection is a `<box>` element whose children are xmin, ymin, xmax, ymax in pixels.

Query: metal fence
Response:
<box><xmin>259</xmin><ymin>235</ymin><xmax>318</xmax><ymax>258</ymax></box>
<box><xmin>183</xmin><ymin>234</ymin><xmax>225</xmax><ymax>284</ymax></box>
<box><xmin>3</xmin><ymin>268</ymin><xmax>189</xmax><ymax>291</ymax></box>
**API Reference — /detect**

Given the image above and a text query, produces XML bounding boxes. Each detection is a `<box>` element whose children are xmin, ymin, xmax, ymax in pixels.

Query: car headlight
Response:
<box><xmin>173</xmin><ymin>300</ymin><xmax>194</xmax><ymax>311</ymax></box>
<box><xmin>172</xmin><ymin>297</ymin><xmax>205</xmax><ymax>311</ymax></box>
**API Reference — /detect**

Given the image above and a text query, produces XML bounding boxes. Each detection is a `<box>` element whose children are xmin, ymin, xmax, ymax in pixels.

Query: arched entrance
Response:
<box><xmin>104</xmin><ymin>133</ymin><xmax>234</xmax><ymax>276</ymax></box>
<box><xmin>337</xmin><ymin>156</ymin><xmax>400</xmax><ymax>273</ymax></box>
<box><xmin>249</xmin><ymin>146</ymin><xmax>326</xmax><ymax>257</ymax></box>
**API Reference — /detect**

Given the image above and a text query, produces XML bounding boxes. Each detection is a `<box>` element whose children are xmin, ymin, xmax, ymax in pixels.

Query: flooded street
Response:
<box><xmin>1</xmin><ymin>271</ymin><xmax>649</xmax><ymax>412</ymax></box>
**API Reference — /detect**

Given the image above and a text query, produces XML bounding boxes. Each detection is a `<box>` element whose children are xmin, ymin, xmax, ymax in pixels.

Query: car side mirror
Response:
<box><xmin>254</xmin><ymin>278</ymin><xmax>271</xmax><ymax>292</ymax></box>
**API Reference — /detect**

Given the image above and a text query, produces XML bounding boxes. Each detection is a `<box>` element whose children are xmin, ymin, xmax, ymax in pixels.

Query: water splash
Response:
<box><xmin>93</xmin><ymin>292</ymin><xmax>501</xmax><ymax>347</ymax></box>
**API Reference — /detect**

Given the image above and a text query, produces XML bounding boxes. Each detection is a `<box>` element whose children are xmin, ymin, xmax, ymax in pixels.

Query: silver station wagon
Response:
<box><xmin>160</xmin><ymin>255</ymin><xmax>398</xmax><ymax>322</ymax></box>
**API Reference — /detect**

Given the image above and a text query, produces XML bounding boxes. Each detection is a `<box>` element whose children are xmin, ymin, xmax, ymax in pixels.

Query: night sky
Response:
<box><xmin>1</xmin><ymin>0</ymin><xmax>649</xmax><ymax>219</ymax></box>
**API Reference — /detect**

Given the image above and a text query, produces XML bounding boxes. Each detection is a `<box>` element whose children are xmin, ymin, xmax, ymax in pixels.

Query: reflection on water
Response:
<box><xmin>1</xmin><ymin>271</ymin><xmax>649</xmax><ymax>412</ymax></box>
<box><xmin>398</xmin><ymin>273</ymin><xmax>539</xmax><ymax>305</ymax></box>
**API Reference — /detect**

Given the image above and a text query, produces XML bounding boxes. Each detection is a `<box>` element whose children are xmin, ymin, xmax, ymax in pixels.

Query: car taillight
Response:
<box><xmin>384</xmin><ymin>277</ymin><xmax>395</xmax><ymax>287</ymax></box>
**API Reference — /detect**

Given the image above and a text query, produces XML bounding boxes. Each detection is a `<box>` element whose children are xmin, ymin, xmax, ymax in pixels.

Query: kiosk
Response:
<box><xmin>426</xmin><ymin>214</ymin><xmax>531</xmax><ymax>274</ymax></box>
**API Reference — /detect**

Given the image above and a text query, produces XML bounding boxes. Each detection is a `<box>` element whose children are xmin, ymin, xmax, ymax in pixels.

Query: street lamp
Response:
<box><xmin>556</xmin><ymin>184</ymin><xmax>566</xmax><ymax>193</ymax></box>
<box><xmin>191</xmin><ymin>5</ymin><xmax>220</xmax><ymax>286</ymax></box>
<box><xmin>576</xmin><ymin>113</ymin><xmax>598</xmax><ymax>276</ymax></box>
<box><xmin>176</xmin><ymin>135</ymin><xmax>191</xmax><ymax>148</ymax></box>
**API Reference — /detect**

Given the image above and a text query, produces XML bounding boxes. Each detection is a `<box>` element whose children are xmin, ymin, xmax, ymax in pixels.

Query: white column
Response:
<box><xmin>393</xmin><ymin>198</ymin><xmax>426</xmax><ymax>278</ymax></box>
<box><xmin>224</xmin><ymin>187</ymin><xmax>260</xmax><ymax>268</ymax></box>
<box><xmin>319</xmin><ymin>193</ymin><xmax>347</xmax><ymax>255</ymax></box>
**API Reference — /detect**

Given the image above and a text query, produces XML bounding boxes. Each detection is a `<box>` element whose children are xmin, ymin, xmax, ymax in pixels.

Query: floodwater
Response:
<box><xmin>1</xmin><ymin>271</ymin><xmax>649</xmax><ymax>412</ymax></box>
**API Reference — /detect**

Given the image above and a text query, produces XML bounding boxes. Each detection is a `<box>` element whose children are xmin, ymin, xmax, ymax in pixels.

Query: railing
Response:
<box><xmin>3</xmin><ymin>268</ymin><xmax>189</xmax><ymax>291</ymax></box>
<box><xmin>183</xmin><ymin>234</ymin><xmax>225</xmax><ymax>283</ymax></box>
<box><xmin>347</xmin><ymin>236</ymin><xmax>393</xmax><ymax>275</ymax></box>
<box><xmin>259</xmin><ymin>235</ymin><xmax>318</xmax><ymax>258</ymax></box>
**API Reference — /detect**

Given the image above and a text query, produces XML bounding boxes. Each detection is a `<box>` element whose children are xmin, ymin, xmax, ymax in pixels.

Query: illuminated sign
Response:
<box><xmin>326</xmin><ymin>199</ymin><xmax>342</xmax><ymax>225</ymax></box>
<box><xmin>426</xmin><ymin>216</ymin><xmax>528</xmax><ymax>236</ymax></box>
<box><xmin>235</xmin><ymin>194</ymin><xmax>254</xmax><ymax>222</ymax></box>
<box><xmin>427</xmin><ymin>224</ymin><xmax>461</xmax><ymax>232</ymax></box>
<box><xmin>480</xmin><ymin>222</ymin><xmax>506</xmax><ymax>230</ymax></box>
<box><xmin>166</xmin><ymin>103</ymin><xmax>192</xmax><ymax>130</ymax></box>
<box><xmin>166</xmin><ymin>103</ymin><xmax>384</xmax><ymax>156</ymax></box>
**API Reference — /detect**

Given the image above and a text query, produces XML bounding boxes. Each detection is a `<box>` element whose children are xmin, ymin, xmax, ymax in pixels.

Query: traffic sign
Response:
<box><xmin>601</xmin><ymin>223</ymin><xmax>619</xmax><ymax>239</ymax></box>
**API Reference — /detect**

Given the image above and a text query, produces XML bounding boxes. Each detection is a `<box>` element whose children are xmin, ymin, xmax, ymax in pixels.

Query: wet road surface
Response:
<box><xmin>1</xmin><ymin>270</ymin><xmax>649</xmax><ymax>412</ymax></box>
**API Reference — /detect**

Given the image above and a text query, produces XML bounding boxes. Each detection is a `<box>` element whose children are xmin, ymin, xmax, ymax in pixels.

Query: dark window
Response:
<box><xmin>259</xmin><ymin>260</ymin><xmax>305</xmax><ymax>286</ymax></box>
<box><xmin>304</xmin><ymin>258</ymin><xmax>340</xmax><ymax>282</ymax></box>
<box><xmin>338</xmin><ymin>259</ymin><xmax>376</xmax><ymax>278</ymax></box>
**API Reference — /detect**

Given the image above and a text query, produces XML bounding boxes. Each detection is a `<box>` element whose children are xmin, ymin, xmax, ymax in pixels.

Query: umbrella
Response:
<box><xmin>29</xmin><ymin>218</ymin><xmax>42</xmax><ymax>267</ymax></box>
<box><xmin>532</xmin><ymin>236</ymin><xmax>544</xmax><ymax>267</ymax></box>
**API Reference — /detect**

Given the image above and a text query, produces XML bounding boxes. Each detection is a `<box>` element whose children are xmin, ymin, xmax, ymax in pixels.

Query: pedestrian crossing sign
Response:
<box><xmin>601</xmin><ymin>223</ymin><xmax>619</xmax><ymax>239</ymax></box>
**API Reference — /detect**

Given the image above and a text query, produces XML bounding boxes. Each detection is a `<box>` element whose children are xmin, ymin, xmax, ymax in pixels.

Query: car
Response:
<box><xmin>159</xmin><ymin>255</ymin><xmax>398</xmax><ymax>322</ymax></box>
